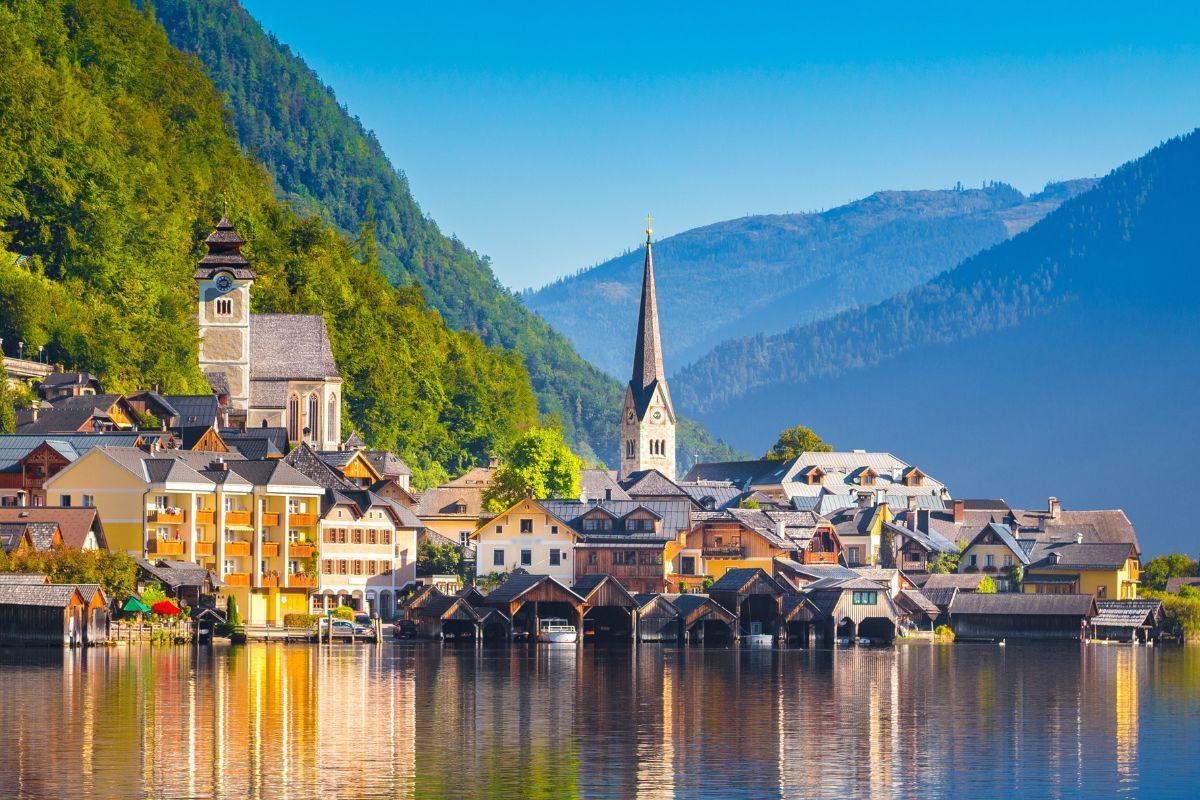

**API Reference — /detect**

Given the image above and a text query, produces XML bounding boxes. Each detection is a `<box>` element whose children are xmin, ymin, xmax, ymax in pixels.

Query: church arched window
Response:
<box><xmin>308</xmin><ymin>393</ymin><xmax>320</xmax><ymax>444</ymax></box>
<box><xmin>327</xmin><ymin>395</ymin><xmax>338</xmax><ymax>443</ymax></box>
<box><xmin>287</xmin><ymin>395</ymin><xmax>301</xmax><ymax>442</ymax></box>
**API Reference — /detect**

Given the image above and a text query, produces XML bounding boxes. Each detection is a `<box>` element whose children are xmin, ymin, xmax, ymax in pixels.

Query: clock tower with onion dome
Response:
<box><xmin>620</xmin><ymin>217</ymin><xmax>676</xmax><ymax>480</ymax></box>
<box><xmin>195</xmin><ymin>215</ymin><xmax>255</xmax><ymax>410</ymax></box>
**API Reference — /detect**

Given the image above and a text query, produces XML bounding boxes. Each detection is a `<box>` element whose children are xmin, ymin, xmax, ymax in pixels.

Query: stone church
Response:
<box><xmin>620</xmin><ymin>222</ymin><xmax>676</xmax><ymax>480</ymax></box>
<box><xmin>195</xmin><ymin>217</ymin><xmax>343</xmax><ymax>450</ymax></box>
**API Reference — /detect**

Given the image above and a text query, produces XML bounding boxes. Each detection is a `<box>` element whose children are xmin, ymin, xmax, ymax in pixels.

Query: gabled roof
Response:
<box><xmin>964</xmin><ymin>522</ymin><xmax>1031</xmax><ymax>565</ymax></box>
<box><xmin>0</xmin><ymin>583</ymin><xmax>83</xmax><ymax>608</ymax></box>
<box><xmin>885</xmin><ymin>520</ymin><xmax>957</xmax><ymax>555</ymax></box>
<box><xmin>249</xmin><ymin>314</ymin><xmax>340</xmax><ymax>380</ymax></box>
<box><xmin>571</xmin><ymin>573</ymin><xmax>638</xmax><ymax>607</ymax></box>
<box><xmin>363</xmin><ymin>449</ymin><xmax>412</xmax><ymax>479</ymax></box>
<box><xmin>580</xmin><ymin>468</ymin><xmax>631</xmax><ymax>502</ymax></box>
<box><xmin>782</xmin><ymin>593</ymin><xmax>821</xmax><ymax>622</ymax></box>
<box><xmin>219</xmin><ymin>432</ymin><xmax>285</xmax><ymax>460</ymax></box>
<box><xmin>0</xmin><ymin>507</ymin><xmax>106</xmax><ymax>549</ymax></box>
<box><xmin>135</xmin><ymin>558</ymin><xmax>222</xmax><ymax>590</ymax></box>
<box><xmin>897</xmin><ymin>588</ymin><xmax>940</xmax><ymax>619</ymax></box>
<box><xmin>1011</xmin><ymin>505</ymin><xmax>1140</xmax><ymax>554</ymax></box>
<box><xmin>620</xmin><ymin>469</ymin><xmax>688</xmax><ymax>498</ymax></box>
<box><xmin>325</xmin><ymin>486</ymin><xmax>424</xmax><ymax>528</ymax></box>
<box><xmin>1165</xmin><ymin>577</ymin><xmax>1200</xmax><ymax>594</ymax></box>
<box><xmin>414</xmin><ymin>486</ymin><xmax>485</xmax><ymax>518</ymax></box>
<box><xmin>540</xmin><ymin>498</ymin><xmax>691</xmax><ymax>541</ymax></box>
<box><xmin>163</xmin><ymin>394</ymin><xmax>219</xmax><ymax>428</ymax></box>
<box><xmin>283</xmin><ymin>442</ymin><xmax>355</xmax><ymax>490</ymax></box>
<box><xmin>0</xmin><ymin>573</ymin><xmax>48</xmax><ymax>584</ymax></box>
<box><xmin>949</xmin><ymin>592</ymin><xmax>1097</xmax><ymax>617</ymax></box>
<box><xmin>675</xmin><ymin>480</ymin><xmax>742</xmax><ymax>510</ymax></box>
<box><xmin>0</xmin><ymin>432</ymin><xmax>145</xmax><ymax>472</ymax></box>
<box><xmin>15</xmin><ymin>395</ymin><xmax>134</xmax><ymax>434</ymax></box>
<box><xmin>921</xmin><ymin>573</ymin><xmax>989</xmax><ymax>591</ymax></box>
<box><xmin>919</xmin><ymin>586</ymin><xmax>958</xmax><ymax>611</ymax></box>
<box><xmin>40</xmin><ymin>371</ymin><xmax>100</xmax><ymax>390</ymax></box>
<box><xmin>227</xmin><ymin>459</ymin><xmax>321</xmax><ymax>490</ymax></box>
<box><xmin>708</xmin><ymin>567</ymin><xmax>787</xmax><ymax>596</ymax></box>
<box><xmin>483</xmin><ymin>573</ymin><xmax>585</xmax><ymax>605</ymax></box>
<box><xmin>666</xmin><ymin>593</ymin><xmax>737</xmax><ymax>623</ymax></box>
<box><xmin>1025</xmin><ymin>541</ymin><xmax>1136</xmax><ymax>571</ymax></box>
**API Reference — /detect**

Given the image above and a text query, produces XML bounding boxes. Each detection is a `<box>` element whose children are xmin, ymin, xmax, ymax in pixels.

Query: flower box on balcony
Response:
<box><xmin>224</xmin><ymin>540</ymin><xmax>251</xmax><ymax>557</ymax></box>
<box><xmin>260</xmin><ymin>573</ymin><xmax>280</xmax><ymax>588</ymax></box>
<box><xmin>288</xmin><ymin>573</ymin><xmax>316</xmax><ymax>588</ymax></box>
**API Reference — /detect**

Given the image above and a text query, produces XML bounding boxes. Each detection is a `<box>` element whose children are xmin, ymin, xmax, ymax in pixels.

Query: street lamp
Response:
<box><xmin>17</xmin><ymin>341</ymin><xmax>24</xmax><ymax>359</ymax></box>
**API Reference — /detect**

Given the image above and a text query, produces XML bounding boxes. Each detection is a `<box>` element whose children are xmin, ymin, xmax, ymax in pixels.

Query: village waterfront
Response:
<box><xmin>0</xmin><ymin>640</ymin><xmax>1197</xmax><ymax>799</ymax></box>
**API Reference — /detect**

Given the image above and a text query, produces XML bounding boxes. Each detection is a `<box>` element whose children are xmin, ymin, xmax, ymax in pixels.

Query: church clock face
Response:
<box><xmin>652</xmin><ymin>410</ymin><xmax>663</xmax><ymax>421</ymax></box>
<box><xmin>627</xmin><ymin>411</ymin><xmax>635</xmax><ymax>423</ymax></box>
<box><xmin>215</xmin><ymin>274</ymin><xmax>233</xmax><ymax>292</ymax></box>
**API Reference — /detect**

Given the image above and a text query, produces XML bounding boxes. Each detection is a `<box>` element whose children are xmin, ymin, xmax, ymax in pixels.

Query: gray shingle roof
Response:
<box><xmin>250</xmin><ymin>314</ymin><xmax>340</xmax><ymax>380</ymax></box>
<box><xmin>15</xmin><ymin>395</ymin><xmax>130</xmax><ymax>434</ymax></box>
<box><xmin>483</xmin><ymin>573</ymin><xmax>583</xmax><ymax>605</ymax></box>
<box><xmin>676</xmin><ymin>481</ymin><xmax>742</xmax><ymax>510</ymax></box>
<box><xmin>0</xmin><ymin>574</ymin><xmax>49</xmax><ymax>584</ymax></box>
<box><xmin>580</xmin><ymin>469</ymin><xmax>631</xmax><ymax>502</ymax></box>
<box><xmin>921</xmin><ymin>573</ymin><xmax>989</xmax><ymax>591</ymax></box>
<box><xmin>919</xmin><ymin>586</ymin><xmax>958</xmax><ymax>610</ymax></box>
<box><xmin>162</xmin><ymin>394</ymin><xmax>219</xmax><ymax>428</ymax></box>
<box><xmin>1094</xmin><ymin>599</ymin><xmax>1163</xmax><ymax>628</ymax></box>
<box><xmin>708</xmin><ymin>567</ymin><xmax>786</xmax><ymax>595</ymax></box>
<box><xmin>949</xmin><ymin>592</ymin><xmax>1096</xmax><ymax>617</ymax></box>
<box><xmin>620</xmin><ymin>469</ymin><xmax>689</xmax><ymax>498</ymax></box>
<box><xmin>540</xmin><ymin>499</ymin><xmax>692</xmax><ymax>541</ymax></box>
<box><xmin>135</xmin><ymin>558</ymin><xmax>222</xmax><ymax>590</ymax></box>
<box><xmin>1165</xmin><ymin>577</ymin><xmax>1200</xmax><ymax>594</ymax></box>
<box><xmin>0</xmin><ymin>584</ymin><xmax>81</xmax><ymax>607</ymax></box>
<box><xmin>1025</xmin><ymin>541</ymin><xmax>1134</xmax><ymax>571</ymax></box>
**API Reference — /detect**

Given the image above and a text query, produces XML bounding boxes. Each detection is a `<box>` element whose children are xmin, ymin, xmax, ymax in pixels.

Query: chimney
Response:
<box><xmin>1074</xmin><ymin>532</ymin><xmax>1083</xmax><ymax>545</ymax></box>
<box><xmin>488</xmin><ymin>456</ymin><xmax>499</xmax><ymax>469</ymax></box>
<box><xmin>209</xmin><ymin>458</ymin><xmax>228</xmax><ymax>472</ymax></box>
<box><xmin>875</xmin><ymin>488</ymin><xmax>887</xmax><ymax>506</ymax></box>
<box><xmin>953</xmin><ymin>500</ymin><xmax>964</xmax><ymax>524</ymax></box>
<box><xmin>777</xmin><ymin>518</ymin><xmax>786</xmax><ymax>541</ymax></box>
<box><xmin>857</xmin><ymin>492</ymin><xmax>871</xmax><ymax>509</ymax></box>
<box><xmin>1048</xmin><ymin>497</ymin><xmax>1061</xmax><ymax>520</ymax></box>
<box><xmin>907</xmin><ymin>495</ymin><xmax>918</xmax><ymax>513</ymax></box>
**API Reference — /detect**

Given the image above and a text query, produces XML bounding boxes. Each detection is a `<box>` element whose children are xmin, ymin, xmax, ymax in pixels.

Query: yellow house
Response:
<box><xmin>43</xmin><ymin>447</ymin><xmax>325</xmax><ymax>624</ymax></box>
<box><xmin>826</xmin><ymin>502</ymin><xmax>894</xmax><ymax>567</ymax></box>
<box><xmin>958</xmin><ymin>521</ymin><xmax>1030</xmax><ymax>591</ymax></box>
<box><xmin>469</xmin><ymin>499</ymin><xmax>579</xmax><ymax>585</ymax></box>
<box><xmin>1023</xmin><ymin>541</ymin><xmax>1140</xmax><ymax>599</ymax></box>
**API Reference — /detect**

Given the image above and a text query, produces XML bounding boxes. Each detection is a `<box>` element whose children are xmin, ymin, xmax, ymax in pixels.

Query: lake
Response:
<box><xmin>0</xmin><ymin>641</ymin><xmax>1196</xmax><ymax>799</ymax></box>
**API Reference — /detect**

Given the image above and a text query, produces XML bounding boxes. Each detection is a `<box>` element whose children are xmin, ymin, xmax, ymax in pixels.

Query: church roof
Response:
<box><xmin>194</xmin><ymin>216</ymin><xmax>255</xmax><ymax>279</ymax></box>
<box><xmin>249</xmin><ymin>314</ymin><xmax>340</xmax><ymax>381</ymax></box>
<box><xmin>628</xmin><ymin>234</ymin><xmax>673</xmax><ymax>420</ymax></box>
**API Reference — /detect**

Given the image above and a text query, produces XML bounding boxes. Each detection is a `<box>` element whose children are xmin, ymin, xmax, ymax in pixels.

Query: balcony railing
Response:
<box><xmin>702</xmin><ymin>546</ymin><xmax>744</xmax><ymax>558</ymax></box>
<box><xmin>148</xmin><ymin>509</ymin><xmax>186</xmax><ymax>524</ymax></box>
<box><xmin>195</xmin><ymin>510</ymin><xmax>216</xmax><ymax>526</ymax></box>
<box><xmin>260</xmin><ymin>572</ymin><xmax>280</xmax><ymax>588</ymax></box>
<box><xmin>288</xmin><ymin>573</ymin><xmax>316</xmax><ymax>588</ymax></box>
<box><xmin>194</xmin><ymin>540</ymin><xmax>215</xmax><ymax>556</ymax></box>
<box><xmin>224</xmin><ymin>572</ymin><xmax>250</xmax><ymax>586</ymax></box>
<box><xmin>224</xmin><ymin>540</ymin><xmax>251</xmax><ymax>557</ymax></box>
<box><xmin>802</xmin><ymin>551</ymin><xmax>842</xmax><ymax>565</ymax></box>
<box><xmin>260</xmin><ymin>541</ymin><xmax>281</xmax><ymax>557</ymax></box>
<box><xmin>260</xmin><ymin>512</ymin><xmax>281</xmax><ymax>527</ymax></box>
<box><xmin>148</xmin><ymin>538</ymin><xmax>185</xmax><ymax>556</ymax></box>
<box><xmin>288</xmin><ymin>512</ymin><xmax>319</xmax><ymax>527</ymax></box>
<box><xmin>289</xmin><ymin>542</ymin><xmax>316</xmax><ymax>558</ymax></box>
<box><xmin>225</xmin><ymin>510</ymin><xmax>252</xmax><ymax>526</ymax></box>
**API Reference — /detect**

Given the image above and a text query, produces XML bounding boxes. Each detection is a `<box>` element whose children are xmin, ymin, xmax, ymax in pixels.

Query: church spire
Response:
<box><xmin>631</xmin><ymin>215</ymin><xmax>665</xmax><ymax>393</ymax></box>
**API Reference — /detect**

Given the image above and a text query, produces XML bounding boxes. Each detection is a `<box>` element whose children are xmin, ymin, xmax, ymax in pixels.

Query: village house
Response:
<box><xmin>15</xmin><ymin>393</ymin><xmax>141</xmax><ymax>435</ymax></box>
<box><xmin>36</xmin><ymin>371</ymin><xmax>102</xmax><ymax>401</ymax></box>
<box><xmin>676</xmin><ymin>508</ymin><xmax>843</xmax><ymax>592</ymax></box>
<box><xmin>1022</xmin><ymin>540</ymin><xmax>1140</xmax><ymax>599</ymax></box>
<box><xmin>957</xmin><ymin>521</ymin><xmax>1031</xmax><ymax>591</ymax></box>
<box><xmin>0</xmin><ymin>507</ymin><xmax>106</xmax><ymax>550</ymax></box>
<box><xmin>469</xmin><ymin>498</ymin><xmax>580</xmax><ymax>585</ymax></box>
<box><xmin>0</xmin><ymin>432</ymin><xmax>156</xmax><ymax>507</ymax></box>
<box><xmin>825</xmin><ymin>500</ymin><xmax>894</xmax><ymax>567</ymax></box>
<box><xmin>414</xmin><ymin>459</ymin><xmax>498</xmax><ymax>547</ymax></box>
<box><xmin>0</xmin><ymin>583</ymin><xmax>108</xmax><ymax>647</ymax></box>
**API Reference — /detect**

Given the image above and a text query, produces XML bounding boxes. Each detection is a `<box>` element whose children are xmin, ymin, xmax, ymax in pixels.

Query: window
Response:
<box><xmin>520</xmin><ymin>549</ymin><xmax>532</xmax><ymax>566</ymax></box>
<box><xmin>550</xmin><ymin>525</ymin><xmax>558</xmax><ymax>535</ymax></box>
<box><xmin>352</xmin><ymin>529</ymin><xmax>363</xmax><ymax>545</ymax></box>
<box><xmin>289</xmin><ymin>560</ymin><xmax>301</xmax><ymax>575</ymax></box>
<box><xmin>495</xmin><ymin>525</ymin><xmax>503</xmax><ymax>534</ymax></box>
<box><xmin>157</xmin><ymin>495</ymin><xmax>170</xmax><ymax>511</ymax></box>
<box><xmin>381</xmin><ymin>530</ymin><xmax>391</xmax><ymax>545</ymax></box>
<box><xmin>985</xmin><ymin>554</ymin><xmax>995</xmax><ymax>568</ymax></box>
<box><xmin>969</xmin><ymin>554</ymin><xmax>978</xmax><ymax>567</ymax></box>
<box><xmin>366</xmin><ymin>560</ymin><xmax>376</xmax><ymax>575</ymax></box>
<box><xmin>520</xmin><ymin>519</ymin><xmax>533</xmax><ymax>534</ymax></box>
<box><xmin>367</xmin><ymin>529</ymin><xmax>377</xmax><ymax>545</ymax></box>
<box><xmin>215</xmin><ymin>297</ymin><xmax>233</xmax><ymax>316</ymax></box>
<box><xmin>307</xmin><ymin>393</ymin><xmax>320</xmax><ymax>443</ymax></box>
<box><xmin>639</xmin><ymin>551</ymin><xmax>663</xmax><ymax>566</ymax></box>
<box><xmin>59</xmin><ymin>495</ymin><xmax>71</xmax><ymax>507</ymax></box>
<box><xmin>338</xmin><ymin>529</ymin><xmax>348</xmax><ymax>544</ymax></box>
<box><xmin>224</xmin><ymin>559</ymin><xmax>236</xmax><ymax>573</ymax></box>
<box><xmin>852</xmin><ymin>590</ymin><xmax>878</xmax><ymax>605</ymax></box>
<box><xmin>625</xmin><ymin>440</ymin><xmax>634</xmax><ymax>459</ymax></box>
<box><xmin>549</xmin><ymin>549</ymin><xmax>560</xmax><ymax>566</ymax></box>
<box><xmin>493</xmin><ymin>550</ymin><xmax>504</xmax><ymax>566</ymax></box>
<box><xmin>288</xmin><ymin>395</ymin><xmax>301</xmax><ymax>441</ymax></box>
<box><xmin>352</xmin><ymin>560</ymin><xmax>363</xmax><ymax>575</ymax></box>
<box><xmin>338</xmin><ymin>560</ymin><xmax>348</xmax><ymax>575</ymax></box>
<box><xmin>681</xmin><ymin>556</ymin><xmax>696</xmax><ymax>576</ymax></box>
<box><xmin>847</xmin><ymin>546</ymin><xmax>861</xmax><ymax>565</ymax></box>
<box><xmin>289</xmin><ymin>529</ymin><xmax>301</xmax><ymax>543</ymax></box>
<box><xmin>327</xmin><ymin>395</ymin><xmax>338</xmax><ymax>443</ymax></box>
<box><xmin>1004</xmin><ymin>554</ymin><xmax>1013</xmax><ymax>567</ymax></box>
<box><xmin>587</xmin><ymin>551</ymin><xmax>597</xmax><ymax>565</ymax></box>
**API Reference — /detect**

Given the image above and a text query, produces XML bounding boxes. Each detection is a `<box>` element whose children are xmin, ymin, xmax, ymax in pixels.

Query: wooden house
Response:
<box><xmin>948</xmin><ymin>592</ymin><xmax>1097</xmax><ymax>641</ymax></box>
<box><xmin>1092</xmin><ymin>599</ymin><xmax>1163</xmax><ymax>643</ymax></box>
<box><xmin>804</xmin><ymin>576</ymin><xmax>902</xmax><ymax>644</ymax></box>
<box><xmin>708</xmin><ymin>567</ymin><xmax>788</xmax><ymax>639</ymax></box>
<box><xmin>665</xmin><ymin>593</ymin><xmax>738</xmax><ymax>645</ymax></box>
<box><xmin>481</xmin><ymin>573</ymin><xmax>586</xmax><ymax>639</ymax></box>
<box><xmin>0</xmin><ymin>584</ymin><xmax>90</xmax><ymax>646</ymax></box>
<box><xmin>633</xmin><ymin>593</ymin><xmax>681</xmax><ymax>642</ymax></box>
<box><xmin>573</xmin><ymin>574</ymin><xmax>638</xmax><ymax>639</ymax></box>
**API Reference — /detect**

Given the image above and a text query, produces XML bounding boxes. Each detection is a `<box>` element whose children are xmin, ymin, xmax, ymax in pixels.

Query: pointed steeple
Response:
<box><xmin>631</xmin><ymin>216</ymin><xmax>665</xmax><ymax>394</ymax></box>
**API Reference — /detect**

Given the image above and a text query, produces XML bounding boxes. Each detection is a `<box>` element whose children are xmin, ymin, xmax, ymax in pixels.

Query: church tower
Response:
<box><xmin>195</xmin><ymin>216</ymin><xmax>255</xmax><ymax>410</ymax></box>
<box><xmin>620</xmin><ymin>218</ymin><xmax>676</xmax><ymax>479</ymax></box>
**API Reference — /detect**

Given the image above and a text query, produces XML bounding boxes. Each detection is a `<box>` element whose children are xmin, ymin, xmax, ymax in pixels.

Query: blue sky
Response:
<box><xmin>243</xmin><ymin>1</ymin><xmax>1200</xmax><ymax>290</ymax></box>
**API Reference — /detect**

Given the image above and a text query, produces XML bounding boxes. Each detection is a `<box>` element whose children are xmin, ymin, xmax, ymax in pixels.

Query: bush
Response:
<box><xmin>1145</xmin><ymin>590</ymin><xmax>1200</xmax><ymax>641</ymax></box>
<box><xmin>329</xmin><ymin>606</ymin><xmax>355</xmax><ymax>621</ymax></box>
<box><xmin>934</xmin><ymin>625</ymin><xmax>955</xmax><ymax>641</ymax></box>
<box><xmin>976</xmin><ymin>575</ymin><xmax>998</xmax><ymax>594</ymax></box>
<box><xmin>283</xmin><ymin>613</ymin><xmax>320</xmax><ymax>628</ymax></box>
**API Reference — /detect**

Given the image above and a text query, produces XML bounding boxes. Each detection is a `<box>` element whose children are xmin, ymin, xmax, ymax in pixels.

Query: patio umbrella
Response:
<box><xmin>152</xmin><ymin>599</ymin><xmax>181</xmax><ymax>616</ymax></box>
<box><xmin>123</xmin><ymin>597</ymin><xmax>151</xmax><ymax>613</ymax></box>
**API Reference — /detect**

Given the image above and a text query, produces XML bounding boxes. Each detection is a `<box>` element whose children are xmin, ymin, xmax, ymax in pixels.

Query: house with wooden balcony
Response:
<box><xmin>673</xmin><ymin>508</ymin><xmax>843</xmax><ymax>593</ymax></box>
<box><xmin>44</xmin><ymin>446</ymin><xmax>327</xmax><ymax>625</ymax></box>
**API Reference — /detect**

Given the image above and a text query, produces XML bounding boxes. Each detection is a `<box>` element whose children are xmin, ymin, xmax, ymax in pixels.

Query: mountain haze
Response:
<box><xmin>149</xmin><ymin>0</ymin><xmax>736</xmax><ymax>470</ymax></box>
<box><xmin>526</xmin><ymin>181</ymin><xmax>1095</xmax><ymax>377</ymax></box>
<box><xmin>677</xmin><ymin>131</ymin><xmax>1200</xmax><ymax>554</ymax></box>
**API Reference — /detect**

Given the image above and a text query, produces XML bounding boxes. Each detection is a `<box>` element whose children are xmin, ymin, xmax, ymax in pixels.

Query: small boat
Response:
<box><xmin>747</xmin><ymin>633</ymin><xmax>773</xmax><ymax>648</ymax></box>
<box><xmin>837</xmin><ymin>637</ymin><xmax>854</xmax><ymax>647</ymax></box>
<box><xmin>539</xmin><ymin>618</ymin><xmax>578</xmax><ymax>643</ymax></box>
<box><xmin>857</xmin><ymin>637</ymin><xmax>873</xmax><ymax>646</ymax></box>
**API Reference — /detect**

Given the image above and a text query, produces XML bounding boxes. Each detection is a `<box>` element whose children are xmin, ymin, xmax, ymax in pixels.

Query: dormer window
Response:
<box><xmin>215</xmin><ymin>298</ymin><xmax>233</xmax><ymax>316</ymax></box>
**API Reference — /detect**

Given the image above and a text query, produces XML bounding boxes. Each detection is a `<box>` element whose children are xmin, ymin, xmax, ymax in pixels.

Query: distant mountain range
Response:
<box><xmin>524</xmin><ymin>180</ymin><xmax>1095</xmax><ymax>377</ymax></box>
<box><xmin>675</xmin><ymin>130</ymin><xmax>1200</xmax><ymax>555</ymax></box>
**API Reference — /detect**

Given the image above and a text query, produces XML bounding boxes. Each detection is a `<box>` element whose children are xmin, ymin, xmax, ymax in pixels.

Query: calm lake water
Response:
<box><xmin>0</xmin><ymin>641</ymin><xmax>1197</xmax><ymax>799</ymax></box>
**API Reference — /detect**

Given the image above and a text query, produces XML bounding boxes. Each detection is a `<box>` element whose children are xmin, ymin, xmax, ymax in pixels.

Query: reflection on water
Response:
<box><xmin>0</xmin><ymin>642</ymin><xmax>1197</xmax><ymax>799</ymax></box>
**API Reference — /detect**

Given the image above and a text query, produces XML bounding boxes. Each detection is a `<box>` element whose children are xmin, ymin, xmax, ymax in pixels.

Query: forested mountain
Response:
<box><xmin>0</xmin><ymin>0</ymin><xmax>539</xmax><ymax>487</ymax></box>
<box><xmin>676</xmin><ymin>130</ymin><xmax>1200</xmax><ymax>554</ymax></box>
<box><xmin>148</xmin><ymin>0</ymin><xmax>736</xmax><ymax>470</ymax></box>
<box><xmin>525</xmin><ymin>181</ymin><xmax>1094</xmax><ymax>376</ymax></box>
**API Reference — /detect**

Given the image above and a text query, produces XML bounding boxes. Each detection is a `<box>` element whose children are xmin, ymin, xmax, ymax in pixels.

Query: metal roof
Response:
<box><xmin>949</xmin><ymin>592</ymin><xmax>1097</xmax><ymax>617</ymax></box>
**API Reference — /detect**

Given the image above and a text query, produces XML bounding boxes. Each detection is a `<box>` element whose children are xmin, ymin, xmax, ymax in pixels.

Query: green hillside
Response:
<box><xmin>149</xmin><ymin>0</ymin><xmax>737</xmax><ymax>470</ymax></box>
<box><xmin>0</xmin><ymin>0</ymin><xmax>537</xmax><ymax>486</ymax></box>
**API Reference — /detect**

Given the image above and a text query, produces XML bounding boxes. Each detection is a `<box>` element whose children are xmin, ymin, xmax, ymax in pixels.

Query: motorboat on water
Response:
<box><xmin>746</xmin><ymin>633</ymin><xmax>774</xmax><ymax>648</ymax></box>
<box><xmin>539</xmin><ymin>618</ymin><xmax>578</xmax><ymax>643</ymax></box>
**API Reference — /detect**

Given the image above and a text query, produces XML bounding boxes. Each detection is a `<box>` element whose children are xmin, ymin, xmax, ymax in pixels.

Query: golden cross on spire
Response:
<box><xmin>645</xmin><ymin>213</ymin><xmax>653</xmax><ymax>243</ymax></box>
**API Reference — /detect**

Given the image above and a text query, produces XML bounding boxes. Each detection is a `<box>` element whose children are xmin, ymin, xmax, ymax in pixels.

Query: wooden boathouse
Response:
<box><xmin>708</xmin><ymin>568</ymin><xmax>787</xmax><ymax>639</ymax></box>
<box><xmin>482</xmin><ymin>573</ymin><xmax>586</xmax><ymax>639</ymax></box>
<box><xmin>948</xmin><ymin>592</ymin><xmax>1098</xmax><ymax>641</ymax></box>
<box><xmin>0</xmin><ymin>584</ymin><xmax>93</xmax><ymax>646</ymax></box>
<box><xmin>634</xmin><ymin>593</ymin><xmax>681</xmax><ymax>642</ymax></box>
<box><xmin>573</xmin><ymin>574</ymin><xmax>638</xmax><ymax>640</ymax></box>
<box><xmin>667</xmin><ymin>593</ymin><xmax>738</xmax><ymax>645</ymax></box>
